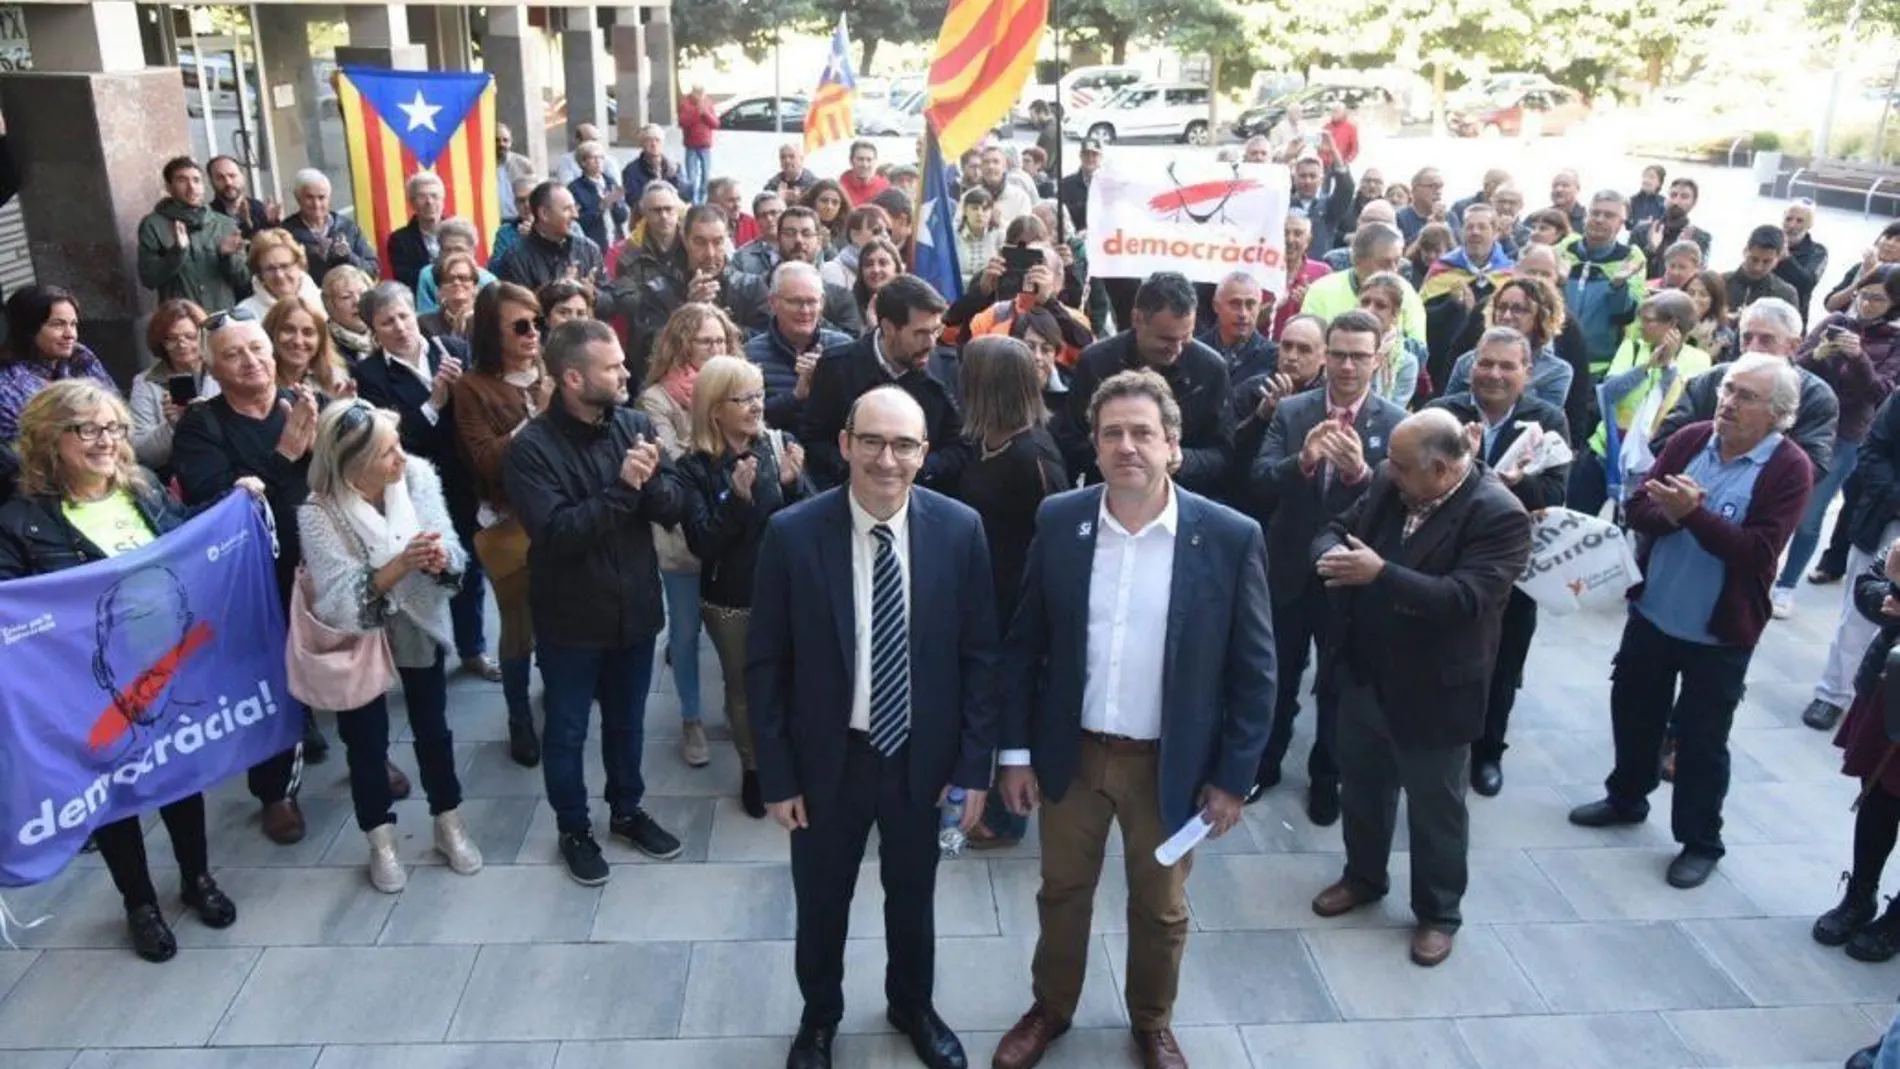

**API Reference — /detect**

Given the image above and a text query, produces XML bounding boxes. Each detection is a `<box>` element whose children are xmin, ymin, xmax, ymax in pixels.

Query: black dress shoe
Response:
<box><xmin>1567</xmin><ymin>798</ymin><xmax>1647</xmax><ymax>828</ymax></box>
<box><xmin>787</xmin><ymin>1022</ymin><xmax>836</xmax><ymax>1069</ymax></box>
<box><xmin>888</xmin><ymin>1004</ymin><xmax>968</xmax><ymax>1069</ymax></box>
<box><xmin>1245</xmin><ymin>763</ymin><xmax>1282</xmax><ymax>804</ymax></box>
<box><xmin>1307</xmin><ymin>781</ymin><xmax>1340</xmax><ymax>827</ymax></box>
<box><xmin>1471</xmin><ymin>759</ymin><xmax>1503</xmax><ymax>798</ymax></box>
<box><xmin>1666</xmin><ymin>849</ymin><xmax>1720</xmax><ymax>889</ymax></box>
<box><xmin>508</xmin><ymin>719</ymin><xmax>541</xmax><ymax>768</ymax></box>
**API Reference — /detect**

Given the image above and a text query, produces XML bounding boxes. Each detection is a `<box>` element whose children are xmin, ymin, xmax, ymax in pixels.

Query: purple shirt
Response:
<box><xmin>0</xmin><ymin>345</ymin><xmax>117</xmax><ymax>442</ymax></box>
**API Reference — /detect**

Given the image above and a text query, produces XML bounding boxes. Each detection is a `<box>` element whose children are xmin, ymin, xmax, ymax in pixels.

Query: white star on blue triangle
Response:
<box><xmin>344</xmin><ymin>67</ymin><xmax>491</xmax><ymax>168</ymax></box>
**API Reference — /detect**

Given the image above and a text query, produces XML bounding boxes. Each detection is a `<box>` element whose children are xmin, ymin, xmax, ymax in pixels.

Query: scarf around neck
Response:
<box><xmin>662</xmin><ymin>363</ymin><xmax>699</xmax><ymax>412</ymax></box>
<box><xmin>339</xmin><ymin>473</ymin><xmax>421</xmax><ymax>570</ymax></box>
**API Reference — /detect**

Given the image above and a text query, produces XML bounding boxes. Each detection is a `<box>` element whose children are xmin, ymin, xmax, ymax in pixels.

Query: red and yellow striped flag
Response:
<box><xmin>805</xmin><ymin>16</ymin><xmax>858</xmax><ymax>154</ymax></box>
<box><xmin>335</xmin><ymin>67</ymin><xmax>500</xmax><ymax>270</ymax></box>
<box><xmin>924</xmin><ymin>0</ymin><xmax>1049</xmax><ymax>159</ymax></box>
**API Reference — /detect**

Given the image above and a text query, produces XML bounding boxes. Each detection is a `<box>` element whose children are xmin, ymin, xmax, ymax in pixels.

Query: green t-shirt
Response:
<box><xmin>62</xmin><ymin>490</ymin><xmax>155</xmax><ymax>557</ymax></box>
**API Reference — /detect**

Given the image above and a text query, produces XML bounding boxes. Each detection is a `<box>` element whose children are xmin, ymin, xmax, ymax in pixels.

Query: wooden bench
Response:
<box><xmin>1782</xmin><ymin>159</ymin><xmax>1900</xmax><ymax>217</ymax></box>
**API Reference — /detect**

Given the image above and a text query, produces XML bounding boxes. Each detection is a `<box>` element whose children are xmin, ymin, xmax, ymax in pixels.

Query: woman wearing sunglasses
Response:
<box><xmin>299</xmin><ymin>399</ymin><xmax>484</xmax><ymax>892</ymax></box>
<box><xmin>452</xmin><ymin>283</ymin><xmax>551</xmax><ymax>765</ymax></box>
<box><xmin>635</xmin><ymin>302</ymin><xmax>744</xmax><ymax>768</ymax></box>
<box><xmin>0</xmin><ymin>380</ymin><xmax>246</xmax><ymax>960</ymax></box>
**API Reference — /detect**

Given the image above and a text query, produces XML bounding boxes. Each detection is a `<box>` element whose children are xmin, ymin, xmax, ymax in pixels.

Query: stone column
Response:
<box><xmin>252</xmin><ymin>5</ymin><xmax>321</xmax><ymax>201</ymax></box>
<box><xmin>561</xmin><ymin>7</ymin><xmax>607</xmax><ymax>136</ymax></box>
<box><xmin>4</xmin><ymin>4</ymin><xmax>187</xmax><ymax>382</ymax></box>
<box><xmin>337</xmin><ymin>4</ymin><xmax>426</xmax><ymax>71</ymax></box>
<box><xmin>611</xmin><ymin>6</ymin><xmax>648</xmax><ymax>140</ymax></box>
<box><xmin>407</xmin><ymin>5</ymin><xmax>473</xmax><ymax>71</ymax></box>
<box><xmin>644</xmin><ymin>4</ymin><xmax>676</xmax><ymax>128</ymax></box>
<box><xmin>486</xmin><ymin>4</ymin><xmax>547</xmax><ymax>175</ymax></box>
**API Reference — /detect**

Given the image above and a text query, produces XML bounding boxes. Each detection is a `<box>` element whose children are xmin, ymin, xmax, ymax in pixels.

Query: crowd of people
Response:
<box><xmin>1</xmin><ymin>102</ymin><xmax>1899</xmax><ymax>1069</ymax></box>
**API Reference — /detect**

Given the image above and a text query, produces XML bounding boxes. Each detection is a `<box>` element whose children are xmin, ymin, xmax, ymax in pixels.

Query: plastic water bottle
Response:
<box><xmin>939</xmin><ymin>787</ymin><xmax>967</xmax><ymax>859</ymax></box>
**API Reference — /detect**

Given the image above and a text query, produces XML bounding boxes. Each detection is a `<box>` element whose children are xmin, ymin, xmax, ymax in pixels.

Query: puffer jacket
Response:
<box><xmin>0</xmin><ymin>473</ymin><xmax>183</xmax><ymax>579</ymax></box>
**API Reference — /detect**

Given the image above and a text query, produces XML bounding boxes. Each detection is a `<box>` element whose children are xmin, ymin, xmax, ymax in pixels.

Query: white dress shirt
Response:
<box><xmin>847</xmin><ymin>490</ymin><xmax>912</xmax><ymax>733</ymax></box>
<box><xmin>1001</xmin><ymin>485</ymin><xmax>1177</xmax><ymax>765</ymax></box>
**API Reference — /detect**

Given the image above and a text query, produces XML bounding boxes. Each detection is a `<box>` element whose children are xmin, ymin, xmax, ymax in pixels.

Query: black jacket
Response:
<box><xmin>1053</xmin><ymin>331</ymin><xmax>1235</xmax><ymax>497</ymax></box>
<box><xmin>1853</xmin><ymin>393</ymin><xmax>1900</xmax><ymax>555</ymax></box>
<box><xmin>0</xmin><ymin>475</ymin><xmax>185</xmax><ymax>579</ymax></box>
<box><xmin>607</xmin><ymin>243</ymin><xmax>768</xmax><ymax>382</ymax></box>
<box><xmin>350</xmin><ymin>337</ymin><xmax>477</xmax><ymax>525</ymax></box>
<box><xmin>502</xmin><ymin>401</ymin><xmax>687</xmax><ymax>648</ymax></box>
<box><xmin>799</xmin><ymin>333</ymin><xmax>970</xmax><ymax>493</ymax></box>
<box><xmin>1426</xmin><ymin>392</ymin><xmax>1571</xmax><ymax>511</ymax></box>
<box><xmin>1287</xmin><ymin>161</ymin><xmax>1355</xmax><ymax>256</ymax></box>
<box><xmin>1058</xmin><ymin>171</ymin><xmax>1094</xmax><ymax>231</ymax></box>
<box><xmin>385</xmin><ymin>218</ymin><xmax>435</xmax><ymax>294</ymax></box>
<box><xmin>493</xmin><ymin>228</ymin><xmax>607</xmax><ymax>292</ymax></box>
<box><xmin>1777</xmin><ymin>233</ymin><xmax>1831</xmax><ymax>326</ymax></box>
<box><xmin>677</xmin><ymin>433</ymin><xmax>814</xmax><ymax>608</ymax></box>
<box><xmin>171</xmin><ymin>392</ymin><xmax>312</xmax><ymax>599</ymax></box>
<box><xmin>1852</xmin><ymin>556</ymin><xmax>1900</xmax><ymax>698</ymax></box>
<box><xmin>283</xmin><ymin>212</ymin><xmax>379</xmax><ymax>281</ymax></box>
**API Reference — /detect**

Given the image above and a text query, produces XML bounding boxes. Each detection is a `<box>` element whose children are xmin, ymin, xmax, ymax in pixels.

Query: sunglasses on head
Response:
<box><xmin>338</xmin><ymin>400</ymin><xmax>374</xmax><ymax>432</ymax></box>
<box><xmin>509</xmin><ymin>316</ymin><xmax>547</xmax><ymax>337</ymax></box>
<box><xmin>202</xmin><ymin>306</ymin><xmax>260</xmax><ymax>333</ymax></box>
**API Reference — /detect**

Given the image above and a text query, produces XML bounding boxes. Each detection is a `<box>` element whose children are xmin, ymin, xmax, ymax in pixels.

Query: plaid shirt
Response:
<box><xmin>1402</xmin><ymin>463</ymin><xmax>1472</xmax><ymax>541</ymax></box>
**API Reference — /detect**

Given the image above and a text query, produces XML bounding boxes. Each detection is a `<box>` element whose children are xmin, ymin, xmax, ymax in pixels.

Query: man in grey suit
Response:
<box><xmin>1248</xmin><ymin>309</ymin><xmax>1408</xmax><ymax>825</ymax></box>
<box><xmin>991</xmin><ymin>368</ymin><xmax>1275</xmax><ymax>1069</ymax></box>
<box><xmin>1307</xmin><ymin>408</ymin><xmax>1532</xmax><ymax>967</ymax></box>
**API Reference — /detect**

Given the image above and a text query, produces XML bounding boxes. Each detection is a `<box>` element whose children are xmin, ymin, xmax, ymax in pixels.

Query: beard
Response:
<box><xmin>1663</xmin><ymin>203</ymin><xmax>1690</xmax><ymax>225</ymax></box>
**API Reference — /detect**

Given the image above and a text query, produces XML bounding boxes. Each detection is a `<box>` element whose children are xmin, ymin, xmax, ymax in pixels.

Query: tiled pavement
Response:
<box><xmin>4</xmin><ymin>574</ymin><xmax>1900</xmax><ymax>1069</ymax></box>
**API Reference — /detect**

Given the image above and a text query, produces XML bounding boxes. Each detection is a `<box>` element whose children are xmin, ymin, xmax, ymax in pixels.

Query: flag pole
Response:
<box><xmin>1051</xmin><ymin>0</ymin><xmax>1066</xmax><ymax>244</ymax></box>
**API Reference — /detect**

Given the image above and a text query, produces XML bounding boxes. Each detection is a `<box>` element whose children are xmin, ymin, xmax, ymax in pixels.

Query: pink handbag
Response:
<box><xmin>284</xmin><ymin>506</ymin><xmax>396</xmax><ymax>710</ymax></box>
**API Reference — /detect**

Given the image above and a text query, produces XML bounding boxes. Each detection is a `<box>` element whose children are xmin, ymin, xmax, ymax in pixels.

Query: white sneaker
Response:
<box><xmin>433</xmin><ymin>809</ymin><xmax>484</xmax><ymax>875</ymax></box>
<box><xmin>1770</xmin><ymin>587</ymin><xmax>1796</xmax><ymax>619</ymax></box>
<box><xmin>366</xmin><ymin>824</ymin><xmax>407</xmax><ymax>893</ymax></box>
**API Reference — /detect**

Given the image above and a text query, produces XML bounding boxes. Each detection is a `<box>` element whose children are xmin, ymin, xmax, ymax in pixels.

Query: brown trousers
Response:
<box><xmin>1031</xmin><ymin>735</ymin><xmax>1192</xmax><ymax>1030</ymax></box>
<box><xmin>700</xmin><ymin>603</ymin><xmax>756</xmax><ymax>769</ymax></box>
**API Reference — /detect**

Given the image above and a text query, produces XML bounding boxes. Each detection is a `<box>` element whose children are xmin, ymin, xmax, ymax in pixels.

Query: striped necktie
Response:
<box><xmin>867</xmin><ymin>523</ymin><xmax>910</xmax><ymax>755</ymax></box>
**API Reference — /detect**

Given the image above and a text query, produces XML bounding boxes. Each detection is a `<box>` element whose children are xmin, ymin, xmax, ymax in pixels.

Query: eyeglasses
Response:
<box><xmin>1492</xmin><ymin>301</ymin><xmax>1534</xmax><ymax>316</ymax></box>
<box><xmin>162</xmin><ymin>333</ymin><xmax>199</xmax><ymax>349</ymax></box>
<box><xmin>849</xmin><ymin>432</ymin><xmax>925</xmax><ymax>461</ymax></box>
<box><xmin>509</xmin><ymin>316</ymin><xmax>546</xmax><ymax>337</ymax></box>
<box><xmin>1326</xmin><ymin>348</ymin><xmax>1376</xmax><ymax>364</ymax></box>
<box><xmin>442</xmin><ymin>273</ymin><xmax>477</xmax><ymax>286</ymax></box>
<box><xmin>1740</xmin><ymin>330</ymin><xmax>1783</xmax><ymax>348</ymax></box>
<box><xmin>779</xmin><ymin>297</ymin><xmax>823</xmax><ymax>311</ymax></box>
<box><xmin>203</xmin><ymin>306</ymin><xmax>259</xmax><ymax>333</ymax></box>
<box><xmin>690</xmin><ymin>334</ymin><xmax>729</xmax><ymax>351</ymax></box>
<box><xmin>65</xmin><ymin>421</ymin><xmax>129</xmax><ymax>443</ymax></box>
<box><xmin>725</xmin><ymin>390</ymin><xmax>766</xmax><ymax>406</ymax></box>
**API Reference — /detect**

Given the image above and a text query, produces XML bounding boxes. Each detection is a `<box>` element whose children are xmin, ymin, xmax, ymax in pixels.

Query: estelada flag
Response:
<box><xmin>335</xmin><ymin>67</ymin><xmax>500</xmax><ymax>270</ymax></box>
<box><xmin>924</xmin><ymin>0</ymin><xmax>1048</xmax><ymax>160</ymax></box>
<box><xmin>805</xmin><ymin>16</ymin><xmax>857</xmax><ymax>154</ymax></box>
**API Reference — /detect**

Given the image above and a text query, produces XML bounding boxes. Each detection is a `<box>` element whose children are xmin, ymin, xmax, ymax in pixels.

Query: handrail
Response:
<box><xmin>1728</xmin><ymin>137</ymin><xmax>1750</xmax><ymax>168</ymax></box>
<box><xmin>1785</xmin><ymin>166</ymin><xmax>1811</xmax><ymax>199</ymax></box>
<box><xmin>1869</xmin><ymin>177</ymin><xmax>1892</xmax><ymax>219</ymax></box>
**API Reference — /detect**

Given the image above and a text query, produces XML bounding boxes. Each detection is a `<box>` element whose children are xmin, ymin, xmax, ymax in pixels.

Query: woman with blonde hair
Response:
<box><xmin>677</xmin><ymin>354</ymin><xmax>809</xmax><ymax>815</ymax></box>
<box><xmin>1356</xmin><ymin>271</ymin><xmax>1424</xmax><ymax>407</ymax></box>
<box><xmin>321</xmin><ymin>264</ymin><xmax>376</xmax><ymax>365</ymax></box>
<box><xmin>264</xmin><ymin>295</ymin><xmax>354</xmax><ymax>398</ymax></box>
<box><xmin>239</xmin><ymin>227</ymin><xmax>323</xmax><ymax>320</ymax></box>
<box><xmin>0</xmin><ymin>380</ymin><xmax>242</xmax><ymax>961</ymax></box>
<box><xmin>636</xmin><ymin>303</ymin><xmax>743</xmax><ymax>767</ymax></box>
<box><xmin>298</xmin><ymin>398</ymin><xmax>482</xmax><ymax>893</ymax></box>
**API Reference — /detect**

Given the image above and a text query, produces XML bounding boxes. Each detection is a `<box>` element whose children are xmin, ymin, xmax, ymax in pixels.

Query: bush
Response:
<box><xmin>1752</xmin><ymin>130</ymin><xmax>1782</xmax><ymax>151</ymax></box>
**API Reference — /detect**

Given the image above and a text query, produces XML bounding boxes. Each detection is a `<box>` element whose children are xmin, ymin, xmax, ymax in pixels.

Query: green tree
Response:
<box><xmin>1061</xmin><ymin>0</ymin><xmax>1145</xmax><ymax>64</ymax></box>
<box><xmin>1807</xmin><ymin>0</ymin><xmax>1900</xmax><ymax>38</ymax></box>
<box><xmin>673</xmin><ymin>0</ymin><xmax>820</xmax><ymax>61</ymax></box>
<box><xmin>815</xmin><ymin>0</ymin><xmax>951</xmax><ymax>74</ymax></box>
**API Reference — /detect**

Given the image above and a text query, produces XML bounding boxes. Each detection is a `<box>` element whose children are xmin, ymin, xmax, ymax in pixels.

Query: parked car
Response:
<box><xmin>1447</xmin><ymin>85</ymin><xmax>1590</xmax><ymax>138</ymax></box>
<box><xmin>718</xmin><ymin>95</ymin><xmax>809</xmax><ymax>132</ymax></box>
<box><xmin>859</xmin><ymin>89</ymin><xmax>926</xmax><ymax>138</ymax></box>
<box><xmin>1017</xmin><ymin>64</ymin><xmax>1147</xmax><ymax>124</ymax></box>
<box><xmin>1063</xmin><ymin>82</ymin><xmax>1213</xmax><ymax>145</ymax></box>
<box><xmin>1230</xmin><ymin>83</ymin><xmax>1402</xmax><ymax>140</ymax></box>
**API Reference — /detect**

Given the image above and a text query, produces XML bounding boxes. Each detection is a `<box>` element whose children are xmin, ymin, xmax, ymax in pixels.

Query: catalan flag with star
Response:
<box><xmin>925</xmin><ymin>0</ymin><xmax>1048</xmax><ymax>159</ymax></box>
<box><xmin>335</xmin><ymin>67</ymin><xmax>500</xmax><ymax>270</ymax></box>
<box><xmin>804</xmin><ymin>15</ymin><xmax>858</xmax><ymax>154</ymax></box>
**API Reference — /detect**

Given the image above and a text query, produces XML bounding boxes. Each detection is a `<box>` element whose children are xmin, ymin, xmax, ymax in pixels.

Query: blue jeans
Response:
<box><xmin>662</xmin><ymin>570</ymin><xmax>703</xmax><ymax>722</ymax></box>
<box><xmin>1778</xmin><ymin>438</ymin><xmax>1860</xmax><ymax>589</ymax></box>
<box><xmin>683</xmin><ymin>147</ymin><xmax>710</xmax><ymax>203</ymax></box>
<box><xmin>335</xmin><ymin>650</ymin><xmax>461</xmax><ymax>832</ymax></box>
<box><xmin>538</xmin><ymin>640</ymin><xmax>656</xmax><ymax>835</ymax></box>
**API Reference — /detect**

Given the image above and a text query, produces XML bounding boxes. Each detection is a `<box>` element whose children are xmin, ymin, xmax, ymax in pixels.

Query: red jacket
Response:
<box><xmin>679</xmin><ymin>95</ymin><xmax>720</xmax><ymax>149</ymax></box>
<box><xmin>839</xmin><ymin>171</ymin><xmax>891</xmax><ymax>207</ymax></box>
<box><xmin>1626</xmin><ymin>421</ymin><xmax>1813</xmax><ymax>649</ymax></box>
<box><xmin>1322</xmin><ymin>117</ymin><xmax>1359</xmax><ymax>166</ymax></box>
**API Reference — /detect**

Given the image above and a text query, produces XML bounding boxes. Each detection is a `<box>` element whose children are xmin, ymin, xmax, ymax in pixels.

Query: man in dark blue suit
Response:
<box><xmin>748</xmin><ymin>386</ymin><xmax>998</xmax><ymax>1069</ymax></box>
<box><xmin>349</xmin><ymin>281</ymin><xmax>499</xmax><ymax>684</ymax></box>
<box><xmin>991</xmin><ymin>368</ymin><xmax>1275</xmax><ymax>1069</ymax></box>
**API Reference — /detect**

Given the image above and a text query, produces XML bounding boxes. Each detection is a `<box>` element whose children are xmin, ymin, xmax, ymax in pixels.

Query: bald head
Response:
<box><xmin>848</xmin><ymin>385</ymin><xmax>927</xmax><ymax>439</ymax></box>
<box><xmin>1357</xmin><ymin>200</ymin><xmax>1397</xmax><ymax>229</ymax></box>
<box><xmin>844</xmin><ymin>385</ymin><xmax>930</xmax><ymax>516</ymax></box>
<box><xmin>1388</xmin><ymin>408</ymin><xmax>1473</xmax><ymax>506</ymax></box>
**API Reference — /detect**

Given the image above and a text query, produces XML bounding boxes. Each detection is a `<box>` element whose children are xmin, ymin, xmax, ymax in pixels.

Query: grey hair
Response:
<box><xmin>1215</xmin><ymin>270</ymin><xmax>1261</xmax><ymax>294</ymax></box>
<box><xmin>1589</xmin><ymin>189</ymin><xmax>1627</xmax><ymax>209</ymax></box>
<box><xmin>1351</xmin><ymin>221</ymin><xmax>1403</xmax><ymax>264</ymax></box>
<box><xmin>436</xmin><ymin>216</ymin><xmax>478</xmax><ymax>249</ymax></box>
<box><xmin>770</xmin><ymin>259</ymin><xmax>823</xmax><ymax>297</ymax></box>
<box><xmin>404</xmin><ymin>170</ymin><xmax>444</xmax><ymax>200</ymax></box>
<box><xmin>1642</xmin><ymin>289</ymin><xmax>1699</xmax><ymax>332</ymax></box>
<box><xmin>308</xmin><ymin>399</ymin><xmax>401</xmax><ymax>499</ymax></box>
<box><xmin>1738</xmin><ymin>296</ymin><xmax>1803</xmax><ymax>342</ymax></box>
<box><xmin>294</xmin><ymin>168</ymin><xmax>330</xmax><ymax>194</ymax></box>
<box><xmin>1727</xmin><ymin>352</ymin><xmax>1802</xmax><ymax>431</ymax></box>
<box><xmin>638</xmin><ymin>123</ymin><xmax>664</xmax><ymax>142</ymax></box>
<box><xmin>641</xmin><ymin>179</ymin><xmax>682</xmax><ymax>204</ymax></box>
<box><xmin>1477</xmin><ymin>325</ymin><xmax>1533</xmax><ymax>365</ymax></box>
<box><xmin>576</xmin><ymin>139</ymin><xmax>605</xmax><ymax>160</ymax></box>
<box><xmin>1462</xmin><ymin>202</ymin><xmax>1497</xmax><ymax>223</ymax></box>
<box><xmin>1359</xmin><ymin>270</ymin><xmax>1409</xmax><ymax>307</ymax></box>
<box><xmin>1663</xmin><ymin>239</ymin><xmax>1704</xmax><ymax>265</ymax></box>
<box><xmin>358</xmin><ymin>280</ymin><xmax>415</xmax><ymax>330</ymax></box>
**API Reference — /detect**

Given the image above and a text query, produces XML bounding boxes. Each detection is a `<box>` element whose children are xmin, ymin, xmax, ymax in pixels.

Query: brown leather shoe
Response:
<box><xmin>1311</xmin><ymin>878</ymin><xmax>1380</xmax><ymax>918</ymax></box>
<box><xmin>1132</xmin><ymin>1027</ymin><xmax>1189</xmax><ymax>1069</ymax></box>
<box><xmin>260</xmin><ymin>799</ymin><xmax>305</xmax><ymax>845</ymax></box>
<box><xmin>1410</xmin><ymin>925</ymin><xmax>1455</xmax><ymax>967</ymax></box>
<box><xmin>991</xmin><ymin>1002</ymin><xmax>1070</xmax><ymax>1069</ymax></box>
<box><xmin>386</xmin><ymin>761</ymin><xmax>412</xmax><ymax>801</ymax></box>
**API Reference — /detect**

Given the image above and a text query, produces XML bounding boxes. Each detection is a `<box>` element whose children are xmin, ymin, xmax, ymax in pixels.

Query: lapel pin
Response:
<box><xmin>1078</xmin><ymin>521</ymin><xmax>1092</xmax><ymax>538</ymax></box>
<box><xmin>1368</xmin><ymin>436</ymin><xmax>1383</xmax><ymax>449</ymax></box>
<box><xmin>1190</xmin><ymin>533</ymin><xmax>1202</xmax><ymax>547</ymax></box>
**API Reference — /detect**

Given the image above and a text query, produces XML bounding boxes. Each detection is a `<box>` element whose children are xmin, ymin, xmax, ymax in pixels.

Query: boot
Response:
<box><xmin>1814</xmin><ymin>873</ymin><xmax>1879</xmax><ymax>946</ymax></box>
<box><xmin>1846</xmin><ymin>896</ymin><xmax>1900</xmax><ymax>962</ymax></box>
<box><xmin>366</xmin><ymin>823</ymin><xmax>406</xmax><ymax>893</ymax></box>
<box><xmin>433</xmin><ymin>809</ymin><xmax>485</xmax><ymax>875</ymax></box>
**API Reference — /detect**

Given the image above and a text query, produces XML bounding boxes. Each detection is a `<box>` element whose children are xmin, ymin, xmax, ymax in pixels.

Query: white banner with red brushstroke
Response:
<box><xmin>1086</xmin><ymin>158</ymin><xmax>1290</xmax><ymax>292</ymax></box>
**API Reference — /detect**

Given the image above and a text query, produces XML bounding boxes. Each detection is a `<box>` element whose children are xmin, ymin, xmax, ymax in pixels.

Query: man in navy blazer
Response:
<box><xmin>748</xmin><ymin>386</ymin><xmax>998</xmax><ymax>1069</ymax></box>
<box><xmin>992</xmin><ymin>368</ymin><xmax>1275</xmax><ymax>1069</ymax></box>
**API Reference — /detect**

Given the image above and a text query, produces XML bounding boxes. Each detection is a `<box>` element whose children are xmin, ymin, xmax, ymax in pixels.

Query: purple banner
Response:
<box><xmin>0</xmin><ymin>493</ymin><xmax>304</xmax><ymax>886</ymax></box>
